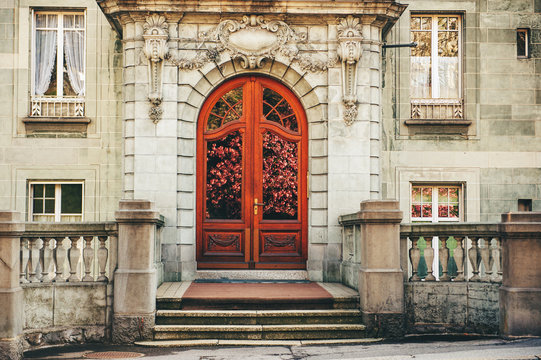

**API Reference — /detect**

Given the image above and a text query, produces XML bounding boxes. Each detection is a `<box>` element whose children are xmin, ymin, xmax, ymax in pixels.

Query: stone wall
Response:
<box><xmin>382</xmin><ymin>0</ymin><xmax>541</xmax><ymax>222</ymax></box>
<box><xmin>405</xmin><ymin>282</ymin><xmax>500</xmax><ymax>335</ymax></box>
<box><xmin>22</xmin><ymin>283</ymin><xmax>112</xmax><ymax>350</ymax></box>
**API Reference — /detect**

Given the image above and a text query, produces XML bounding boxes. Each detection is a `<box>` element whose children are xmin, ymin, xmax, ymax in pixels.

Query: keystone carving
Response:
<box><xmin>337</xmin><ymin>16</ymin><xmax>363</xmax><ymax>126</ymax></box>
<box><xmin>200</xmin><ymin>15</ymin><xmax>307</xmax><ymax>69</ymax></box>
<box><xmin>143</xmin><ymin>14</ymin><xmax>169</xmax><ymax>123</ymax></box>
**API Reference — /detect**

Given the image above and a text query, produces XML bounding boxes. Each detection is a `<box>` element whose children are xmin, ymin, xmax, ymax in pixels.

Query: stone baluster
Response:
<box><xmin>453</xmin><ymin>236</ymin><xmax>465</xmax><ymax>281</ymax></box>
<box><xmin>97</xmin><ymin>236</ymin><xmax>109</xmax><ymax>281</ymax></box>
<box><xmin>409</xmin><ymin>236</ymin><xmax>421</xmax><ymax>281</ymax></box>
<box><xmin>82</xmin><ymin>236</ymin><xmax>95</xmax><ymax>281</ymax></box>
<box><xmin>424</xmin><ymin>236</ymin><xmax>436</xmax><ymax>281</ymax></box>
<box><xmin>67</xmin><ymin>236</ymin><xmax>81</xmax><ymax>282</ymax></box>
<box><xmin>41</xmin><ymin>237</ymin><xmax>54</xmax><ymax>282</ymax></box>
<box><xmin>468</xmin><ymin>236</ymin><xmax>482</xmax><ymax>281</ymax></box>
<box><xmin>492</xmin><ymin>237</ymin><xmax>502</xmax><ymax>282</ymax></box>
<box><xmin>480</xmin><ymin>237</ymin><xmax>493</xmax><ymax>281</ymax></box>
<box><xmin>28</xmin><ymin>237</ymin><xmax>42</xmax><ymax>282</ymax></box>
<box><xmin>439</xmin><ymin>236</ymin><xmax>450</xmax><ymax>281</ymax></box>
<box><xmin>20</xmin><ymin>238</ymin><xmax>30</xmax><ymax>283</ymax></box>
<box><xmin>53</xmin><ymin>237</ymin><xmax>68</xmax><ymax>282</ymax></box>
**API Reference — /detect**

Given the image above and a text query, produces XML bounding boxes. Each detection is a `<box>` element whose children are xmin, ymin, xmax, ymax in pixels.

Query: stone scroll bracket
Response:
<box><xmin>337</xmin><ymin>15</ymin><xmax>363</xmax><ymax>126</ymax></box>
<box><xmin>143</xmin><ymin>14</ymin><xmax>169</xmax><ymax>124</ymax></box>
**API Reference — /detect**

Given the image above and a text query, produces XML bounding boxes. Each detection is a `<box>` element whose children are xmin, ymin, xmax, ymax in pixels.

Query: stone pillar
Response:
<box><xmin>499</xmin><ymin>212</ymin><xmax>541</xmax><ymax>337</ymax></box>
<box><xmin>357</xmin><ymin>200</ymin><xmax>404</xmax><ymax>337</ymax></box>
<box><xmin>0</xmin><ymin>211</ymin><xmax>24</xmax><ymax>360</ymax></box>
<box><xmin>113</xmin><ymin>200</ymin><xmax>161</xmax><ymax>343</ymax></box>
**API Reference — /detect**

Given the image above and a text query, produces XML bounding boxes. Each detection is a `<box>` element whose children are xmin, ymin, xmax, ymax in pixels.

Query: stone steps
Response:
<box><xmin>156</xmin><ymin>309</ymin><xmax>363</xmax><ymax>325</ymax></box>
<box><xmin>153</xmin><ymin>323</ymin><xmax>367</xmax><ymax>340</ymax></box>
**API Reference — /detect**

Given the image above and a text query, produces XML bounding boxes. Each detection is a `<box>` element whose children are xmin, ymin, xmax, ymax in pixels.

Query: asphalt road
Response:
<box><xmin>24</xmin><ymin>337</ymin><xmax>541</xmax><ymax>360</ymax></box>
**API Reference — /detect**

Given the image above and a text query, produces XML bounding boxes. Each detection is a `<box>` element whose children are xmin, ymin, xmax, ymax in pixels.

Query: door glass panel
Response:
<box><xmin>206</xmin><ymin>131</ymin><xmax>243</xmax><ymax>219</ymax></box>
<box><xmin>262</xmin><ymin>131</ymin><xmax>298</xmax><ymax>220</ymax></box>
<box><xmin>207</xmin><ymin>87</ymin><xmax>243</xmax><ymax>131</ymax></box>
<box><xmin>262</xmin><ymin>87</ymin><xmax>298</xmax><ymax>132</ymax></box>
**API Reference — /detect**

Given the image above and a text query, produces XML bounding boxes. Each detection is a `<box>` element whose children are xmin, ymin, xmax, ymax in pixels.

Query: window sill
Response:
<box><xmin>404</xmin><ymin>119</ymin><xmax>472</xmax><ymax>135</ymax></box>
<box><xmin>23</xmin><ymin>117</ymin><xmax>91</xmax><ymax>137</ymax></box>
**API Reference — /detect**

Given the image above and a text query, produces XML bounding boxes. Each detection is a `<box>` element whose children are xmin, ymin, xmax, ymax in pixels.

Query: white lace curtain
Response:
<box><xmin>34</xmin><ymin>29</ymin><xmax>57</xmax><ymax>96</ymax></box>
<box><xmin>64</xmin><ymin>14</ymin><xmax>85</xmax><ymax>96</ymax></box>
<box><xmin>410</xmin><ymin>56</ymin><xmax>458</xmax><ymax>99</ymax></box>
<box><xmin>410</xmin><ymin>56</ymin><xmax>431</xmax><ymax>99</ymax></box>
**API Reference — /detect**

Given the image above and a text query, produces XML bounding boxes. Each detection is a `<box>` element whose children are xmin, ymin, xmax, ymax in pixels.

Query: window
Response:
<box><xmin>411</xmin><ymin>185</ymin><xmax>461</xmax><ymax>222</ymax></box>
<box><xmin>410</xmin><ymin>15</ymin><xmax>463</xmax><ymax>120</ymax></box>
<box><xmin>517</xmin><ymin>28</ymin><xmax>529</xmax><ymax>58</ymax></box>
<box><xmin>31</xmin><ymin>11</ymin><xmax>85</xmax><ymax>117</ymax></box>
<box><xmin>29</xmin><ymin>182</ymin><xmax>83</xmax><ymax>222</ymax></box>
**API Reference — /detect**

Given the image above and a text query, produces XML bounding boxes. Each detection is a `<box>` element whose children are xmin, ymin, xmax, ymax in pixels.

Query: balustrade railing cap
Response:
<box><xmin>501</xmin><ymin>212</ymin><xmax>541</xmax><ymax>223</ymax></box>
<box><xmin>360</xmin><ymin>199</ymin><xmax>400</xmax><ymax>211</ymax></box>
<box><xmin>0</xmin><ymin>210</ymin><xmax>25</xmax><ymax>235</ymax></box>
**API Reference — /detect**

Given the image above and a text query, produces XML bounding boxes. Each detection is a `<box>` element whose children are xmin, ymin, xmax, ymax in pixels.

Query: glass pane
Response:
<box><xmin>262</xmin><ymin>132</ymin><xmax>298</xmax><ymax>220</ymax></box>
<box><xmin>263</xmin><ymin>87</ymin><xmax>298</xmax><ymax>132</ymax></box>
<box><xmin>411</xmin><ymin>17</ymin><xmax>421</xmax><ymax>30</ymax></box>
<box><xmin>61</xmin><ymin>184</ymin><xmax>82</xmax><ymax>214</ymax></box>
<box><xmin>207</xmin><ymin>87</ymin><xmax>243</xmax><ymax>131</ymax></box>
<box><xmin>438</xmin><ymin>17</ymin><xmax>448</xmax><ymax>30</ymax></box>
<box><xmin>412</xmin><ymin>187</ymin><xmax>421</xmax><ymax>202</ymax></box>
<box><xmin>438</xmin><ymin>187</ymin><xmax>448</xmax><ymax>203</ymax></box>
<box><xmin>412</xmin><ymin>204</ymin><xmax>421</xmax><ymax>218</ymax></box>
<box><xmin>36</xmin><ymin>14</ymin><xmax>48</xmax><ymax>28</ymax></box>
<box><xmin>517</xmin><ymin>31</ymin><xmax>527</xmax><ymax>57</ymax></box>
<box><xmin>45</xmin><ymin>199</ymin><xmax>55</xmax><ymax>214</ymax></box>
<box><xmin>449</xmin><ymin>188</ymin><xmax>459</xmax><ymax>202</ymax></box>
<box><xmin>206</xmin><ymin>131</ymin><xmax>243</xmax><ymax>219</ymax></box>
<box><xmin>438</xmin><ymin>32</ymin><xmax>459</xmax><ymax>57</ymax></box>
<box><xmin>449</xmin><ymin>17</ymin><xmax>458</xmax><ymax>30</ymax></box>
<box><xmin>422</xmin><ymin>204</ymin><xmax>432</xmax><ymax>218</ymax></box>
<box><xmin>45</xmin><ymin>184</ymin><xmax>55</xmax><ymax>197</ymax></box>
<box><xmin>33</xmin><ymin>199</ymin><xmax>43</xmax><ymax>214</ymax></box>
<box><xmin>422</xmin><ymin>187</ymin><xmax>432</xmax><ymax>202</ymax></box>
<box><xmin>43</xmin><ymin>57</ymin><xmax>58</xmax><ymax>96</ymax></box>
<box><xmin>64</xmin><ymin>15</ymin><xmax>75</xmax><ymax>28</ymax></box>
<box><xmin>411</xmin><ymin>31</ymin><xmax>432</xmax><ymax>57</ymax></box>
<box><xmin>33</xmin><ymin>184</ymin><xmax>44</xmax><ymax>197</ymax></box>
<box><xmin>63</xmin><ymin>52</ymin><xmax>77</xmax><ymax>96</ymax></box>
<box><xmin>410</xmin><ymin>31</ymin><xmax>432</xmax><ymax>98</ymax></box>
<box><xmin>449</xmin><ymin>205</ymin><xmax>459</xmax><ymax>218</ymax></box>
<box><xmin>421</xmin><ymin>17</ymin><xmax>432</xmax><ymax>30</ymax></box>
<box><xmin>439</xmin><ymin>205</ymin><xmax>449</xmax><ymax>217</ymax></box>
<box><xmin>438</xmin><ymin>32</ymin><xmax>459</xmax><ymax>99</ymax></box>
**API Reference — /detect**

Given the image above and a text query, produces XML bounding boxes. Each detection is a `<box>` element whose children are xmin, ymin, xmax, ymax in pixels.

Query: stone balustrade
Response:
<box><xmin>400</xmin><ymin>223</ymin><xmax>501</xmax><ymax>283</ymax></box>
<box><xmin>19</xmin><ymin>222</ymin><xmax>117</xmax><ymax>284</ymax></box>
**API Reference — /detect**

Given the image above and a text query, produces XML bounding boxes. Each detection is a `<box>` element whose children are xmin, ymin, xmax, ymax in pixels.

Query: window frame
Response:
<box><xmin>410</xmin><ymin>184</ymin><xmax>463</xmax><ymax>223</ymax></box>
<box><xmin>410</xmin><ymin>14</ymin><xmax>463</xmax><ymax>101</ymax></box>
<box><xmin>30</xmin><ymin>9</ymin><xmax>88</xmax><ymax>101</ymax></box>
<box><xmin>28</xmin><ymin>181</ymin><xmax>85</xmax><ymax>222</ymax></box>
<box><xmin>516</xmin><ymin>28</ymin><xmax>530</xmax><ymax>59</ymax></box>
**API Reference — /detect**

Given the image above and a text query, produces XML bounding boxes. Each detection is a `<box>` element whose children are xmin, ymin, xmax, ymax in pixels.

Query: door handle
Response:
<box><xmin>254</xmin><ymin>198</ymin><xmax>265</xmax><ymax>214</ymax></box>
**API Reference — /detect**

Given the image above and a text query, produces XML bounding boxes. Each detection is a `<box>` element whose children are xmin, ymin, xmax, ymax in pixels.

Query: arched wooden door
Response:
<box><xmin>196</xmin><ymin>76</ymin><xmax>308</xmax><ymax>269</ymax></box>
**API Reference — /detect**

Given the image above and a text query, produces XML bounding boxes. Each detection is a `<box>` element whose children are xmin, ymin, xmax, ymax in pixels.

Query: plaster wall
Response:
<box><xmin>382</xmin><ymin>0</ymin><xmax>541</xmax><ymax>222</ymax></box>
<box><xmin>0</xmin><ymin>0</ymin><xmax>123</xmax><ymax>222</ymax></box>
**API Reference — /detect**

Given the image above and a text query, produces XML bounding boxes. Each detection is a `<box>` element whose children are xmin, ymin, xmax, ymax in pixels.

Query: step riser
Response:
<box><xmin>156</xmin><ymin>316</ymin><xmax>363</xmax><ymax>326</ymax></box>
<box><xmin>154</xmin><ymin>331</ymin><xmax>366</xmax><ymax>341</ymax></box>
<box><xmin>157</xmin><ymin>300</ymin><xmax>359</xmax><ymax>311</ymax></box>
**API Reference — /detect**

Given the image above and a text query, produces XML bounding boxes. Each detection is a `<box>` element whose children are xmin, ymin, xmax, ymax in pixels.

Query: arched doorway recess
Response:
<box><xmin>196</xmin><ymin>76</ymin><xmax>308</xmax><ymax>269</ymax></box>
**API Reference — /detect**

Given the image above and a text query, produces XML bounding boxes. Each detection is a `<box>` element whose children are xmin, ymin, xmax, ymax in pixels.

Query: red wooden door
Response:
<box><xmin>196</xmin><ymin>76</ymin><xmax>308</xmax><ymax>269</ymax></box>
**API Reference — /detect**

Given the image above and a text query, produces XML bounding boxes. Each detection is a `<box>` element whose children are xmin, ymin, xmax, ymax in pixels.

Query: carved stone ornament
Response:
<box><xmin>337</xmin><ymin>16</ymin><xmax>363</xmax><ymax>126</ymax></box>
<box><xmin>201</xmin><ymin>15</ymin><xmax>307</xmax><ymax>69</ymax></box>
<box><xmin>143</xmin><ymin>14</ymin><xmax>169</xmax><ymax>123</ymax></box>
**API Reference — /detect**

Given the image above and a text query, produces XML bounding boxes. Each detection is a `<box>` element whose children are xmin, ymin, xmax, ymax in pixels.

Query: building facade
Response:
<box><xmin>0</xmin><ymin>0</ymin><xmax>539</xmax><ymax>285</ymax></box>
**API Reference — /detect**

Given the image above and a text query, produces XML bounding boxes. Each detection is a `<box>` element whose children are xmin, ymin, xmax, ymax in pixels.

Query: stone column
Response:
<box><xmin>113</xmin><ymin>200</ymin><xmax>162</xmax><ymax>343</ymax></box>
<box><xmin>357</xmin><ymin>200</ymin><xmax>404</xmax><ymax>337</ymax></box>
<box><xmin>499</xmin><ymin>212</ymin><xmax>541</xmax><ymax>337</ymax></box>
<box><xmin>0</xmin><ymin>211</ymin><xmax>24</xmax><ymax>360</ymax></box>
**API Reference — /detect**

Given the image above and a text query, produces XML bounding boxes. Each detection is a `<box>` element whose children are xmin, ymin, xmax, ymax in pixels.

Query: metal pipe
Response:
<box><xmin>382</xmin><ymin>42</ymin><xmax>418</xmax><ymax>49</ymax></box>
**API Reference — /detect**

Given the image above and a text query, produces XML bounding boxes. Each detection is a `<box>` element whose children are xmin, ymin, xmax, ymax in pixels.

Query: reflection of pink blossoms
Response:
<box><xmin>206</xmin><ymin>132</ymin><xmax>242</xmax><ymax>219</ymax></box>
<box><xmin>262</xmin><ymin>132</ymin><xmax>298</xmax><ymax>219</ymax></box>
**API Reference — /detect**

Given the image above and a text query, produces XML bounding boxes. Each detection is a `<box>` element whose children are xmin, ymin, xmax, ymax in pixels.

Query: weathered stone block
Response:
<box><xmin>54</xmin><ymin>285</ymin><xmax>107</xmax><ymax>326</ymax></box>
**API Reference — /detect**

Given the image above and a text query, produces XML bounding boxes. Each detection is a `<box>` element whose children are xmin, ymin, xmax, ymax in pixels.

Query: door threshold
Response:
<box><xmin>194</xmin><ymin>279</ymin><xmax>310</xmax><ymax>284</ymax></box>
<box><xmin>196</xmin><ymin>270</ymin><xmax>308</xmax><ymax>281</ymax></box>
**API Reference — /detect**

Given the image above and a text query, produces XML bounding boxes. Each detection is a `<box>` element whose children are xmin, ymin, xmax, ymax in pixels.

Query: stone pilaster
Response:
<box><xmin>0</xmin><ymin>211</ymin><xmax>24</xmax><ymax>360</ymax></box>
<box><xmin>499</xmin><ymin>212</ymin><xmax>541</xmax><ymax>337</ymax></box>
<box><xmin>357</xmin><ymin>200</ymin><xmax>404</xmax><ymax>337</ymax></box>
<box><xmin>113</xmin><ymin>200</ymin><xmax>162</xmax><ymax>343</ymax></box>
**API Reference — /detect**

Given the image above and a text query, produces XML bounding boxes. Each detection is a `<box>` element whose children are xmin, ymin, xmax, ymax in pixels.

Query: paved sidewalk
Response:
<box><xmin>23</xmin><ymin>337</ymin><xmax>541</xmax><ymax>360</ymax></box>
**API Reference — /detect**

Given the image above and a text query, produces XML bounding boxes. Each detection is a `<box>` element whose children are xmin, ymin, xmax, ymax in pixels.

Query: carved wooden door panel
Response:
<box><xmin>197</xmin><ymin>76</ymin><xmax>307</xmax><ymax>269</ymax></box>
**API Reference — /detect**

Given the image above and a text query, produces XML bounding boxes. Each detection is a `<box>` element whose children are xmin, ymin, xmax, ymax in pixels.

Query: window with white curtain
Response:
<box><xmin>32</xmin><ymin>11</ymin><xmax>85</xmax><ymax>117</ymax></box>
<box><xmin>29</xmin><ymin>182</ymin><xmax>84</xmax><ymax>222</ymax></box>
<box><xmin>410</xmin><ymin>15</ymin><xmax>461</xmax><ymax>100</ymax></box>
<box><xmin>410</xmin><ymin>15</ymin><xmax>463</xmax><ymax>121</ymax></box>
